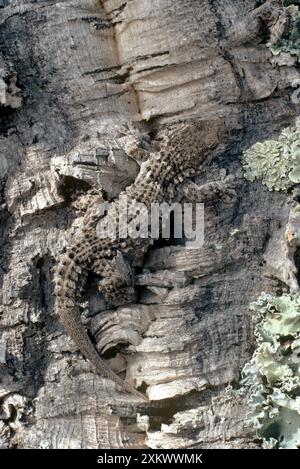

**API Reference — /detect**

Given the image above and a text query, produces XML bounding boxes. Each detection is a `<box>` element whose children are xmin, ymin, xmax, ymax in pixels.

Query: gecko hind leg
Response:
<box><xmin>93</xmin><ymin>252</ymin><xmax>136</xmax><ymax>306</ymax></box>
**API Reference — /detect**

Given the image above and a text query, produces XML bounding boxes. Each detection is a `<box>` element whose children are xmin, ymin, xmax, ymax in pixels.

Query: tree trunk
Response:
<box><xmin>0</xmin><ymin>0</ymin><xmax>299</xmax><ymax>449</ymax></box>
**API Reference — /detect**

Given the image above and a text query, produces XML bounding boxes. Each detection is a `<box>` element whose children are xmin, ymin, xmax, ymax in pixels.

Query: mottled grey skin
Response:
<box><xmin>53</xmin><ymin>120</ymin><xmax>224</xmax><ymax>402</ymax></box>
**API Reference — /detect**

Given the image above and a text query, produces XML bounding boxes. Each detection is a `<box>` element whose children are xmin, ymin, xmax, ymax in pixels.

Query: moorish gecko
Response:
<box><xmin>53</xmin><ymin>119</ymin><xmax>224</xmax><ymax>401</ymax></box>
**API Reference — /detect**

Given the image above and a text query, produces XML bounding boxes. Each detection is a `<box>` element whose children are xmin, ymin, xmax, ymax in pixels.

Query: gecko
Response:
<box><xmin>53</xmin><ymin>119</ymin><xmax>224</xmax><ymax>402</ymax></box>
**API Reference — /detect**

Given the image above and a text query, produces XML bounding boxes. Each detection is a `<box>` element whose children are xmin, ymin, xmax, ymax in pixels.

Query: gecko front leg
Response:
<box><xmin>181</xmin><ymin>175</ymin><xmax>236</xmax><ymax>204</ymax></box>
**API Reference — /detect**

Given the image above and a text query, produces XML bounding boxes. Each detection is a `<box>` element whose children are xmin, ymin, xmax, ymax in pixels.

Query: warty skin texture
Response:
<box><xmin>53</xmin><ymin>119</ymin><xmax>225</xmax><ymax>402</ymax></box>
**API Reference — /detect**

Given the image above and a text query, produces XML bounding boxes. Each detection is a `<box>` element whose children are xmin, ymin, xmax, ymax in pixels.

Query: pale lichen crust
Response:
<box><xmin>240</xmin><ymin>293</ymin><xmax>300</xmax><ymax>449</ymax></box>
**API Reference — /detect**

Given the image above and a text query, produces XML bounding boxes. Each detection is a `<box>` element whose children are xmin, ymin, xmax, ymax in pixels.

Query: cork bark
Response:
<box><xmin>0</xmin><ymin>0</ymin><xmax>299</xmax><ymax>448</ymax></box>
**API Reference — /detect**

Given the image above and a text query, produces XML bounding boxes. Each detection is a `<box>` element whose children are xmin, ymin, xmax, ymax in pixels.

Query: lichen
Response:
<box><xmin>270</xmin><ymin>4</ymin><xmax>300</xmax><ymax>59</ymax></box>
<box><xmin>242</xmin><ymin>118</ymin><xmax>300</xmax><ymax>191</ymax></box>
<box><xmin>240</xmin><ymin>293</ymin><xmax>300</xmax><ymax>449</ymax></box>
<box><xmin>243</xmin><ymin>4</ymin><xmax>300</xmax><ymax>191</ymax></box>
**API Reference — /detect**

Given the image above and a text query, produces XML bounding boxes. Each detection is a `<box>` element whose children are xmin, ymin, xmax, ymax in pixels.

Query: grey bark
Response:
<box><xmin>0</xmin><ymin>0</ymin><xmax>299</xmax><ymax>448</ymax></box>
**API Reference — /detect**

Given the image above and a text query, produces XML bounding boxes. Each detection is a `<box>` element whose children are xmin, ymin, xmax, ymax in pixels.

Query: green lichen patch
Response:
<box><xmin>242</xmin><ymin>119</ymin><xmax>300</xmax><ymax>191</ymax></box>
<box><xmin>240</xmin><ymin>293</ymin><xmax>300</xmax><ymax>449</ymax></box>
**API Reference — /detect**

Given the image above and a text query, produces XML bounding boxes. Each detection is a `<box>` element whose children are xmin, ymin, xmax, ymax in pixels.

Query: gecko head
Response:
<box><xmin>161</xmin><ymin>118</ymin><xmax>226</xmax><ymax>175</ymax></box>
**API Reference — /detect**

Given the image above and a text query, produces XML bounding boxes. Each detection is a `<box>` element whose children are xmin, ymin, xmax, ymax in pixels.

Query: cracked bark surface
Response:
<box><xmin>0</xmin><ymin>0</ymin><xmax>299</xmax><ymax>448</ymax></box>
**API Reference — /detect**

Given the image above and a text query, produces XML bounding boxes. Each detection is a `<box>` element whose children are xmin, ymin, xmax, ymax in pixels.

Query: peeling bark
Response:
<box><xmin>0</xmin><ymin>0</ymin><xmax>299</xmax><ymax>449</ymax></box>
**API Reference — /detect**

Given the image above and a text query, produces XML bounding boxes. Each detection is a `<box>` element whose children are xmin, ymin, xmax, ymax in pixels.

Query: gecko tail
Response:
<box><xmin>94</xmin><ymin>353</ymin><xmax>149</xmax><ymax>403</ymax></box>
<box><xmin>57</xmin><ymin>302</ymin><xmax>149</xmax><ymax>403</ymax></box>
